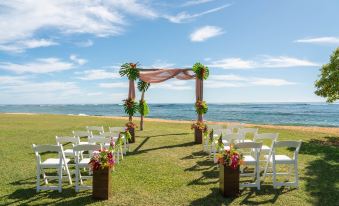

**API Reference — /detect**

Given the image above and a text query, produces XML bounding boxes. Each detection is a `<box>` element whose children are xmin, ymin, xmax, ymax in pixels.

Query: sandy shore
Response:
<box><xmin>3</xmin><ymin>112</ymin><xmax>339</xmax><ymax>135</ymax></box>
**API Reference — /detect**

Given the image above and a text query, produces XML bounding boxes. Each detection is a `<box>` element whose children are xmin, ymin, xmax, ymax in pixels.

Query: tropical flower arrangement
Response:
<box><xmin>216</xmin><ymin>143</ymin><xmax>243</xmax><ymax>170</ymax></box>
<box><xmin>89</xmin><ymin>139</ymin><xmax>115</xmax><ymax>171</ymax></box>
<box><xmin>123</xmin><ymin>98</ymin><xmax>138</xmax><ymax>117</ymax></box>
<box><xmin>125</xmin><ymin>121</ymin><xmax>138</xmax><ymax>129</ymax></box>
<box><xmin>192</xmin><ymin>62</ymin><xmax>209</xmax><ymax>80</ymax></box>
<box><xmin>195</xmin><ymin>100</ymin><xmax>208</xmax><ymax>115</ymax></box>
<box><xmin>119</xmin><ymin>62</ymin><xmax>139</xmax><ymax>80</ymax></box>
<box><xmin>191</xmin><ymin>121</ymin><xmax>209</xmax><ymax>137</ymax></box>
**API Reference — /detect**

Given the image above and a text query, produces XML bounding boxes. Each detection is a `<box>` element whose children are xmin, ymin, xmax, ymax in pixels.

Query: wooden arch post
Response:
<box><xmin>195</xmin><ymin>77</ymin><xmax>204</xmax><ymax>144</ymax></box>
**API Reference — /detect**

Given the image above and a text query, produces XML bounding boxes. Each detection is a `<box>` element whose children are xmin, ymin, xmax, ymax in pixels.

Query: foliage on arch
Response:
<box><xmin>119</xmin><ymin>63</ymin><xmax>140</xmax><ymax>80</ymax></box>
<box><xmin>192</xmin><ymin>62</ymin><xmax>209</xmax><ymax>80</ymax></box>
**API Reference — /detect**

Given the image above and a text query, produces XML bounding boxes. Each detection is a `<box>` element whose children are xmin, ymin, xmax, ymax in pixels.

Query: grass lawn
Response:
<box><xmin>0</xmin><ymin>114</ymin><xmax>338</xmax><ymax>206</ymax></box>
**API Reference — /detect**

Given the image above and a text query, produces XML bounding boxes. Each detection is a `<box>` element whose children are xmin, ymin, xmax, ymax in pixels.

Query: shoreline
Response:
<box><xmin>2</xmin><ymin>112</ymin><xmax>339</xmax><ymax>135</ymax></box>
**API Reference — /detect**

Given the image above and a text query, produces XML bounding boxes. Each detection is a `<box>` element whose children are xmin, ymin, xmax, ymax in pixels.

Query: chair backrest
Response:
<box><xmin>88</xmin><ymin>136</ymin><xmax>111</xmax><ymax>145</ymax></box>
<box><xmin>238</xmin><ymin>128</ymin><xmax>258</xmax><ymax>140</ymax></box>
<box><xmin>221</xmin><ymin>128</ymin><xmax>232</xmax><ymax>136</ymax></box>
<box><xmin>73</xmin><ymin>144</ymin><xmax>101</xmax><ymax>160</ymax></box>
<box><xmin>227</xmin><ymin>124</ymin><xmax>244</xmax><ymax>133</ymax></box>
<box><xmin>236</xmin><ymin>142</ymin><xmax>262</xmax><ymax>160</ymax></box>
<box><xmin>109</xmin><ymin>127</ymin><xmax>125</xmax><ymax>133</ymax></box>
<box><xmin>32</xmin><ymin>144</ymin><xmax>64</xmax><ymax>164</ymax></box>
<box><xmin>100</xmin><ymin>131</ymin><xmax>120</xmax><ymax>138</ymax></box>
<box><xmin>235</xmin><ymin>142</ymin><xmax>262</xmax><ymax>149</ymax></box>
<box><xmin>56</xmin><ymin>136</ymin><xmax>79</xmax><ymax>145</ymax></box>
<box><xmin>254</xmin><ymin>133</ymin><xmax>278</xmax><ymax>141</ymax></box>
<box><xmin>212</xmin><ymin>129</ymin><xmax>222</xmax><ymax>136</ymax></box>
<box><xmin>86</xmin><ymin>126</ymin><xmax>104</xmax><ymax>134</ymax></box>
<box><xmin>272</xmin><ymin>140</ymin><xmax>302</xmax><ymax>160</ymax></box>
<box><xmin>222</xmin><ymin>133</ymin><xmax>240</xmax><ymax>144</ymax></box>
<box><xmin>73</xmin><ymin>131</ymin><xmax>92</xmax><ymax>138</ymax></box>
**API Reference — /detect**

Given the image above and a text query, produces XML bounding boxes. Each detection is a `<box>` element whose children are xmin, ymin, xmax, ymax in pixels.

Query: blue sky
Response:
<box><xmin>0</xmin><ymin>0</ymin><xmax>338</xmax><ymax>104</ymax></box>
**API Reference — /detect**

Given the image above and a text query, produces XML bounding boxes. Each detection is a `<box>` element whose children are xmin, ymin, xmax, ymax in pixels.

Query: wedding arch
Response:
<box><xmin>119</xmin><ymin>63</ymin><xmax>209</xmax><ymax>144</ymax></box>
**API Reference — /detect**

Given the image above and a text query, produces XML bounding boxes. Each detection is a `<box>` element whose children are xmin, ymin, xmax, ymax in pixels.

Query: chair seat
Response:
<box><xmin>41</xmin><ymin>158</ymin><xmax>70</xmax><ymax>167</ymax></box>
<box><xmin>78</xmin><ymin>158</ymin><xmax>91</xmax><ymax>167</ymax></box>
<box><xmin>64</xmin><ymin>149</ymin><xmax>74</xmax><ymax>156</ymax></box>
<box><xmin>261</xmin><ymin>145</ymin><xmax>271</xmax><ymax>151</ymax></box>
<box><xmin>243</xmin><ymin>155</ymin><xmax>257</xmax><ymax>164</ymax></box>
<box><xmin>265</xmin><ymin>155</ymin><xmax>294</xmax><ymax>164</ymax></box>
<box><xmin>235</xmin><ymin>139</ymin><xmax>253</xmax><ymax>143</ymax></box>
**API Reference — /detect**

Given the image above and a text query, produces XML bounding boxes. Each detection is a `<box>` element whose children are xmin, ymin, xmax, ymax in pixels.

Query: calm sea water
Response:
<box><xmin>0</xmin><ymin>103</ymin><xmax>338</xmax><ymax>127</ymax></box>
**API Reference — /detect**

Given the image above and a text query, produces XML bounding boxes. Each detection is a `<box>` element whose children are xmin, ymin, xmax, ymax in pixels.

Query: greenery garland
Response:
<box><xmin>119</xmin><ymin>63</ymin><xmax>140</xmax><ymax>80</ymax></box>
<box><xmin>137</xmin><ymin>80</ymin><xmax>150</xmax><ymax>92</ymax></box>
<box><xmin>192</xmin><ymin>62</ymin><xmax>209</xmax><ymax>80</ymax></box>
<box><xmin>123</xmin><ymin>98</ymin><xmax>138</xmax><ymax>116</ymax></box>
<box><xmin>195</xmin><ymin>100</ymin><xmax>208</xmax><ymax>115</ymax></box>
<box><xmin>138</xmin><ymin>100</ymin><xmax>150</xmax><ymax>116</ymax></box>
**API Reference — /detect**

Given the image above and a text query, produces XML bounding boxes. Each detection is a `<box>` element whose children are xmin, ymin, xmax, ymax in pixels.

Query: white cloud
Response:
<box><xmin>150</xmin><ymin>80</ymin><xmax>192</xmax><ymax>90</ymax></box>
<box><xmin>250</xmin><ymin>78</ymin><xmax>296</xmax><ymax>86</ymax></box>
<box><xmin>164</xmin><ymin>4</ymin><xmax>230</xmax><ymax>23</ymax></box>
<box><xmin>70</xmin><ymin>54</ymin><xmax>87</xmax><ymax>65</ymax></box>
<box><xmin>209</xmin><ymin>74</ymin><xmax>247</xmax><ymax>81</ymax></box>
<box><xmin>207</xmin><ymin>58</ymin><xmax>255</xmax><ymax>69</ymax></box>
<box><xmin>150</xmin><ymin>60</ymin><xmax>175</xmax><ymax>68</ymax></box>
<box><xmin>295</xmin><ymin>36</ymin><xmax>339</xmax><ymax>45</ymax></box>
<box><xmin>0</xmin><ymin>38</ymin><xmax>58</xmax><ymax>53</ymax></box>
<box><xmin>0</xmin><ymin>1</ymin><xmax>157</xmax><ymax>53</ymax></box>
<box><xmin>99</xmin><ymin>82</ymin><xmax>128</xmax><ymax>88</ymax></box>
<box><xmin>182</xmin><ymin>0</ymin><xmax>215</xmax><ymax>7</ymax></box>
<box><xmin>205</xmin><ymin>75</ymin><xmax>296</xmax><ymax>88</ymax></box>
<box><xmin>78</xmin><ymin>69</ymin><xmax>121</xmax><ymax>80</ymax></box>
<box><xmin>0</xmin><ymin>58</ymin><xmax>76</xmax><ymax>74</ymax></box>
<box><xmin>75</xmin><ymin>39</ymin><xmax>94</xmax><ymax>47</ymax></box>
<box><xmin>190</xmin><ymin>26</ymin><xmax>224</xmax><ymax>42</ymax></box>
<box><xmin>0</xmin><ymin>75</ymin><xmax>28</xmax><ymax>85</ymax></box>
<box><xmin>207</xmin><ymin>56</ymin><xmax>319</xmax><ymax>69</ymax></box>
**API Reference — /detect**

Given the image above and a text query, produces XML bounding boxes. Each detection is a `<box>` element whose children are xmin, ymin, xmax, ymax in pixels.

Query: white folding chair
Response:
<box><xmin>55</xmin><ymin>136</ymin><xmax>80</xmax><ymax>159</ymax></box>
<box><xmin>109</xmin><ymin>127</ymin><xmax>129</xmax><ymax>154</ymax></box>
<box><xmin>73</xmin><ymin>144</ymin><xmax>101</xmax><ymax>192</ymax></box>
<box><xmin>236</xmin><ymin>128</ymin><xmax>259</xmax><ymax>143</ymax></box>
<box><xmin>236</xmin><ymin>142</ymin><xmax>262</xmax><ymax>190</ymax></box>
<box><xmin>86</xmin><ymin>126</ymin><xmax>104</xmax><ymax>135</ymax></box>
<box><xmin>73</xmin><ymin>131</ymin><xmax>92</xmax><ymax>144</ymax></box>
<box><xmin>32</xmin><ymin>144</ymin><xmax>72</xmax><ymax>193</ymax></box>
<box><xmin>227</xmin><ymin>124</ymin><xmax>244</xmax><ymax>134</ymax></box>
<box><xmin>222</xmin><ymin>133</ymin><xmax>240</xmax><ymax>145</ymax></box>
<box><xmin>263</xmin><ymin>141</ymin><xmax>302</xmax><ymax>189</ymax></box>
<box><xmin>253</xmin><ymin>133</ymin><xmax>279</xmax><ymax>170</ymax></box>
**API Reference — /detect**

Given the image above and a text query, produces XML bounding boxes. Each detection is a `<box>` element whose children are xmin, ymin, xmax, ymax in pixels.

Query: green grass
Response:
<box><xmin>0</xmin><ymin>114</ymin><xmax>338</xmax><ymax>206</ymax></box>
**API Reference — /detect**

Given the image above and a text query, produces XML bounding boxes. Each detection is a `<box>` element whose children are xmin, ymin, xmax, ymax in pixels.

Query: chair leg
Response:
<box><xmin>36</xmin><ymin>166</ymin><xmax>41</xmax><ymax>192</ymax></box>
<box><xmin>75</xmin><ymin>166</ymin><xmax>79</xmax><ymax>192</ymax></box>
<box><xmin>65</xmin><ymin>164</ymin><xmax>72</xmax><ymax>185</ymax></box>
<box><xmin>294</xmin><ymin>162</ymin><xmax>299</xmax><ymax>188</ymax></box>
<box><xmin>42</xmin><ymin>169</ymin><xmax>48</xmax><ymax>185</ymax></box>
<box><xmin>256</xmin><ymin>162</ymin><xmax>261</xmax><ymax>190</ymax></box>
<box><xmin>58</xmin><ymin>166</ymin><xmax>62</xmax><ymax>193</ymax></box>
<box><xmin>272</xmin><ymin>162</ymin><xmax>277</xmax><ymax>189</ymax></box>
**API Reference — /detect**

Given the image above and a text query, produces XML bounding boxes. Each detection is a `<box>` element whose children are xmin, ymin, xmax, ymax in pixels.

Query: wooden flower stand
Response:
<box><xmin>194</xmin><ymin>128</ymin><xmax>203</xmax><ymax>144</ymax></box>
<box><xmin>93</xmin><ymin>167</ymin><xmax>112</xmax><ymax>200</ymax></box>
<box><xmin>128</xmin><ymin>127</ymin><xmax>135</xmax><ymax>143</ymax></box>
<box><xmin>219</xmin><ymin>165</ymin><xmax>239</xmax><ymax>197</ymax></box>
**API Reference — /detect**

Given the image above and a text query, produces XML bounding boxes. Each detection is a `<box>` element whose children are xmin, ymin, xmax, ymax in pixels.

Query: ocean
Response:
<box><xmin>0</xmin><ymin>103</ymin><xmax>338</xmax><ymax>127</ymax></box>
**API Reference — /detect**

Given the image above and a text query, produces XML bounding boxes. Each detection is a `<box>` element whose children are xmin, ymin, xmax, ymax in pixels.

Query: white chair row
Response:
<box><xmin>33</xmin><ymin>143</ymin><xmax>116</xmax><ymax>193</ymax></box>
<box><xmin>217</xmin><ymin>140</ymin><xmax>302</xmax><ymax>190</ymax></box>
